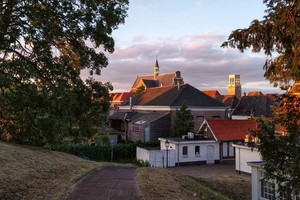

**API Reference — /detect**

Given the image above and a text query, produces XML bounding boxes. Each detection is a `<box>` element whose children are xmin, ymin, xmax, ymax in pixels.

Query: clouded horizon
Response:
<box><xmin>81</xmin><ymin>0</ymin><xmax>286</xmax><ymax>95</ymax></box>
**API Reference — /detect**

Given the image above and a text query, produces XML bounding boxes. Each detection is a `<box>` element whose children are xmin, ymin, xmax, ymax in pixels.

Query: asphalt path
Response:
<box><xmin>66</xmin><ymin>166</ymin><xmax>143</xmax><ymax>200</ymax></box>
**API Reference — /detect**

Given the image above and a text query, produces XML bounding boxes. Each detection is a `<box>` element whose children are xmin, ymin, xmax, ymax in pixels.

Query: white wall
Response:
<box><xmin>233</xmin><ymin>144</ymin><xmax>262</xmax><ymax>174</ymax></box>
<box><xmin>159</xmin><ymin>139</ymin><xmax>219</xmax><ymax>164</ymax></box>
<box><xmin>136</xmin><ymin>147</ymin><xmax>176</xmax><ymax>167</ymax></box>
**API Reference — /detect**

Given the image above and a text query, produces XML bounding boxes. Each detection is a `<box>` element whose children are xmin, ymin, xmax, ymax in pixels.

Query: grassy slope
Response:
<box><xmin>137</xmin><ymin>168</ymin><xmax>233</xmax><ymax>200</ymax></box>
<box><xmin>0</xmin><ymin>141</ymin><xmax>106</xmax><ymax>200</ymax></box>
<box><xmin>0</xmin><ymin>142</ymin><xmax>250</xmax><ymax>200</ymax></box>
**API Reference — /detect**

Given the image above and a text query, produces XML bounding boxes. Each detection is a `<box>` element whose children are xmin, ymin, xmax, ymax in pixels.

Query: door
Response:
<box><xmin>144</xmin><ymin>127</ymin><xmax>150</xmax><ymax>142</ymax></box>
<box><xmin>206</xmin><ymin>145</ymin><xmax>215</xmax><ymax>164</ymax></box>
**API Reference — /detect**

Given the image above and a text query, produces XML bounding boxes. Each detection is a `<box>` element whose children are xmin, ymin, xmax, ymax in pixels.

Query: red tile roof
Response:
<box><xmin>131</xmin><ymin>73</ymin><xmax>179</xmax><ymax>90</ymax></box>
<box><xmin>110</xmin><ymin>92</ymin><xmax>133</xmax><ymax>105</ymax></box>
<box><xmin>207</xmin><ymin>120</ymin><xmax>259</xmax><ymax>141</ymax></box>
<box><xmin>248</xmin><ymin>91</ymin><xmax>264</xmax><ymax>96</ymax></box>
<box><xmin>202</xmin><ymin>90</ymin><xmax>221</xmax><ymax>98</ymax></box>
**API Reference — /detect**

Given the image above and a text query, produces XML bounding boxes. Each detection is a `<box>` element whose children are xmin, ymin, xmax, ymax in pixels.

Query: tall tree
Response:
<box><xmin>222</xmin><ymin>0</ymin><xmax>300</xmax><ymax>89</ymax></box>
<box><xmin>222</xmin><ymin>0</ymin><xmax>300</xmax><ymax>195</ymax></box>
<box><xmin>0</xmin><ymin>0</ymin><xmax>129</xmax><ymax>145</ymax></box>
<box><xmin>172</xmin><ymin>102</ymin><xmax>194</xmax><ymax>137</ymax></box>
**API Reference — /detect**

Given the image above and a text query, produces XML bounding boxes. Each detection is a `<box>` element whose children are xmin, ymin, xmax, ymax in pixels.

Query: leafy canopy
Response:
<box><xmin>223</xmin><ymin>0</ymin><xmax>300</xmax><ymax>195</ymax></box>
<box><xmin>172</xmin><ymin>102</ymin><xmax>194</xmax><ymax>137</ymax></box>
<box><xmin>222</xmin><ymin>0</ymin><xmax>300</xmax><ymax>89</ymax></box>
<box><xmin>0</xmin><ymin>0</ymin><xmax>129</xmax><ymax>145</ymax></box>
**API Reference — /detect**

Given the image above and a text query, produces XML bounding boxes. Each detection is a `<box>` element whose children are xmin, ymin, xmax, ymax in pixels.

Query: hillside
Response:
<box><xmin>0</xmin><ymin>142</ymin><xmax>250</xmax><ymax>200</ymax></box>
<box><xmin>0</xmin><ymin>141</ymin><xmax>106</xmax><ymax>200</ymax></box>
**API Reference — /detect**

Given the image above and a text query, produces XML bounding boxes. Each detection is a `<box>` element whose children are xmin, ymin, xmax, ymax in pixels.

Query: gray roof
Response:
<box><xmin>109</xmin><ymin>111</ymin><xmax>169</xmax><ymax>125</ymax></box>
<box><xmin>129</xmin><ymin>84</ymin><xmax>225</xmax><ymax>107</ymax></box>
<box><xmin>232</xmin><ymin>95</ymin><xmax>276</xmax><ymax>117</ymax></box>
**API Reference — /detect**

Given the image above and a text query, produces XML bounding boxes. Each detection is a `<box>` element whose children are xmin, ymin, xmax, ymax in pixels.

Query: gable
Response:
<box><xmin>132</xmin><ymin>75</ymin><xmax>154</xmax><ymax>90</ymax></box>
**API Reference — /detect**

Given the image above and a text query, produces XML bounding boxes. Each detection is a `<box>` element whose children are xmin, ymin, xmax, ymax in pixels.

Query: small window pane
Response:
<box><xmin>260</xmin><ymin>179</ymin><xmax>275</xmax><ymax>200</ymax></box>
<box><xmin>182</xmin><ymin>146</ymin><xmax>188</xmax><ymax>156</ymax></box>
<box><xmin>195</xmin><ymin>146</ymin><xmax>200</xmax><ymax>155</ymax></box>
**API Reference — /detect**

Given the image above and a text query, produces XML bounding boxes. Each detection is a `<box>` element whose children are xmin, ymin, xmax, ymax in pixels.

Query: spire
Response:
<box><xmin>154</xmin><ymin>59</ymin><xmax>159</xmax><ymax>80</ymax></box>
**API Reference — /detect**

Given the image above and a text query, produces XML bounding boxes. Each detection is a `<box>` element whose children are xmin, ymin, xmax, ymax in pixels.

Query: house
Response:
<box><xmin>232</xmin><ymin>144</ymin><xmax>262</xmax><ymax>174</ymax></box>
<box><xmin>248</xmin><ymin>161</ymin><xmax>300</xmax><ymax>200</ymax></box>
<box><xmin>110</xmin><ymin>84</ymin><xmax>228</xmax><ymax>142</ymax></box>
<box><xmin>136</xmin><ymin>134</ymin><xmax>220</xmax><ymax>167</ymax></box>
<box><xmin>109</xmin><ymin>111</ymin><xmax>170</xmax><ymax>141</ymax></box>
<box><xmin>159</xmin><ymin>135</ymin><xmax>220</xmax><ymax>166</ymax></box>
<box><xmin>198</xmin><ymin>119</ymin><xmax>259</xmax><ymax>161</ymax></box>
<box><xmin>131</xmin><ymin>59</ymin><xmax>184</xmax><ymax>93</ymax></box>
<box><xmin>232</xmin><ymin>95</ymin><xmax>278</xmax><ymax>119</ymax></box>
<box><xmin>127</xmin><ymin>112</ymin><xmax>170</xmax><ymax>142</ymax></box>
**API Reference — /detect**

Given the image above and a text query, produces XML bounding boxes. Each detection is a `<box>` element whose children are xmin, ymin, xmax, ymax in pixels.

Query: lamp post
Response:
<box><xmin>165</xmin><ymin>140</ymin><xmax>170</xmax><ymax>168</ymax></box>
<box><xmin>123</xmin><ymin>113</ymin><xmax>128</xmax><ymax>140</ymax></box>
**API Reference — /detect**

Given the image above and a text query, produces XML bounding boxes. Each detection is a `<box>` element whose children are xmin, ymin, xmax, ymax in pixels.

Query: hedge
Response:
<box><xmin>47</xmin><ymin>141</ymin><xmax>159</xmax><ymax>162</ymax></box>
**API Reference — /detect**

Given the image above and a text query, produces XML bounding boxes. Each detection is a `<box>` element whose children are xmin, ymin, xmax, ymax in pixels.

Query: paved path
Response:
<box><xmin>66</xmin><ymin>166</ymin><xmax>143</xmax><ymax>200</ymax></box>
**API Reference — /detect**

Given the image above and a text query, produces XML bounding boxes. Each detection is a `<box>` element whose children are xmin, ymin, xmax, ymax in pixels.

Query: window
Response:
<box><xmin>195</xmin><ymin>146</ymin><xmax>200</xmax><ymax>156</ymax></box>
<box><xmin>259</xmin><ymin>170</ymin><xmax>300</xmax><ymax>200</ymax></box>
<box><xmin>229</xmin><ymin>78</ymin><xmax>234</xmax><ymax>85</ymax></box>
<box><xmin>182</xmin><ymin>146</ymin><xmax>188</xmax><ymax>157</ymax></box>
<box><xmin>261</xmin><ymin>179</ymin><xmax>276</xmax><ymax>200</ymax></box>
<box><xmin>132</xmin><ymin>126</ymin><xmax>139</xmax><ymax>132</ymax></box>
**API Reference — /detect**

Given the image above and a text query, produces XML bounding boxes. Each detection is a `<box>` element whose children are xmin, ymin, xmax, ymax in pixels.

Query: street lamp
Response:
<box><xmin>165</xmin><ymin>140</ymin><xmax>170</xmax><ymax>168</ymax></box>
<box><xmin>123</xmin><ymin>113</ymin><xmax>129</xmax><ymax>140</ymax></box>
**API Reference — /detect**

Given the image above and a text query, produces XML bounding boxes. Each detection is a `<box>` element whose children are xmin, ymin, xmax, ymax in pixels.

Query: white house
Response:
<box><xmin>159</xmin><ymin>134</ymin><xmax>220</xmax><ymax>166</ymax></box>
<box><xmin>233</xmin><ymin>144</ymin><xmax>262</xmax><ymax>174</ymax></box>
<box><xmin>248</xmin><ymin>161</ymin><xmax>300</xmax><ymax>200</ymax></box>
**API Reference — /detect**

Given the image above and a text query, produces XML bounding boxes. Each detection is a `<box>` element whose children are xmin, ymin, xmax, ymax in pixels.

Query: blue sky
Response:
<box><xmin>82</xmin><ymin>0</ymin><xmax>285</xmax><ymax>95</ymax></box>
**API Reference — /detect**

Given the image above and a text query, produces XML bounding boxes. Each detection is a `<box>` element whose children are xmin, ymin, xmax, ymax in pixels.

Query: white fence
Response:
<box><xmin>136</xmin><ymin>147</ymin><xmax>176</xmax><ymax>167</ymax></box>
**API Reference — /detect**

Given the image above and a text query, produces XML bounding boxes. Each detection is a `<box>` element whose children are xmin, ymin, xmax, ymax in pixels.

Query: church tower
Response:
<box><xmin>228</xmin><ymin>74</ymin><xmax>241</xmax><ymax>99</ymax></box>
<box><xmin>154</xmin><ymin>59</ymin><xmax>159</xmax><ymax>80</ymax></box>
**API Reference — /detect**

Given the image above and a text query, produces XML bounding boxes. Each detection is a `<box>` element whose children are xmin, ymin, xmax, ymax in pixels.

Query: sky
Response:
<box><xmin>81</xmin><ymin>0</ymin><xmax>285</xmax><ymax>95</ymax></box>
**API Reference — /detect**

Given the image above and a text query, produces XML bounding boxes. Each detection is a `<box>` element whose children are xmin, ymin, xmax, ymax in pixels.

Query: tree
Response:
<box><xmin>222</xmin><ymin>0</ymin><xmax>300</xmax><ymax>89</ymax></box>
<box><xmin>222</xmin><ymin>0</ymin><xmax>300</xmax><ymax>195</ymax></box>
<box><xmin>0</xmin><ymin>0</ymin><xmax>129</xmax><ymax>145</ymax></box>
<box><xmin>172</xmin><ymin>102</ymin><xmax>194</xmax><ymax>137</ymax></box>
